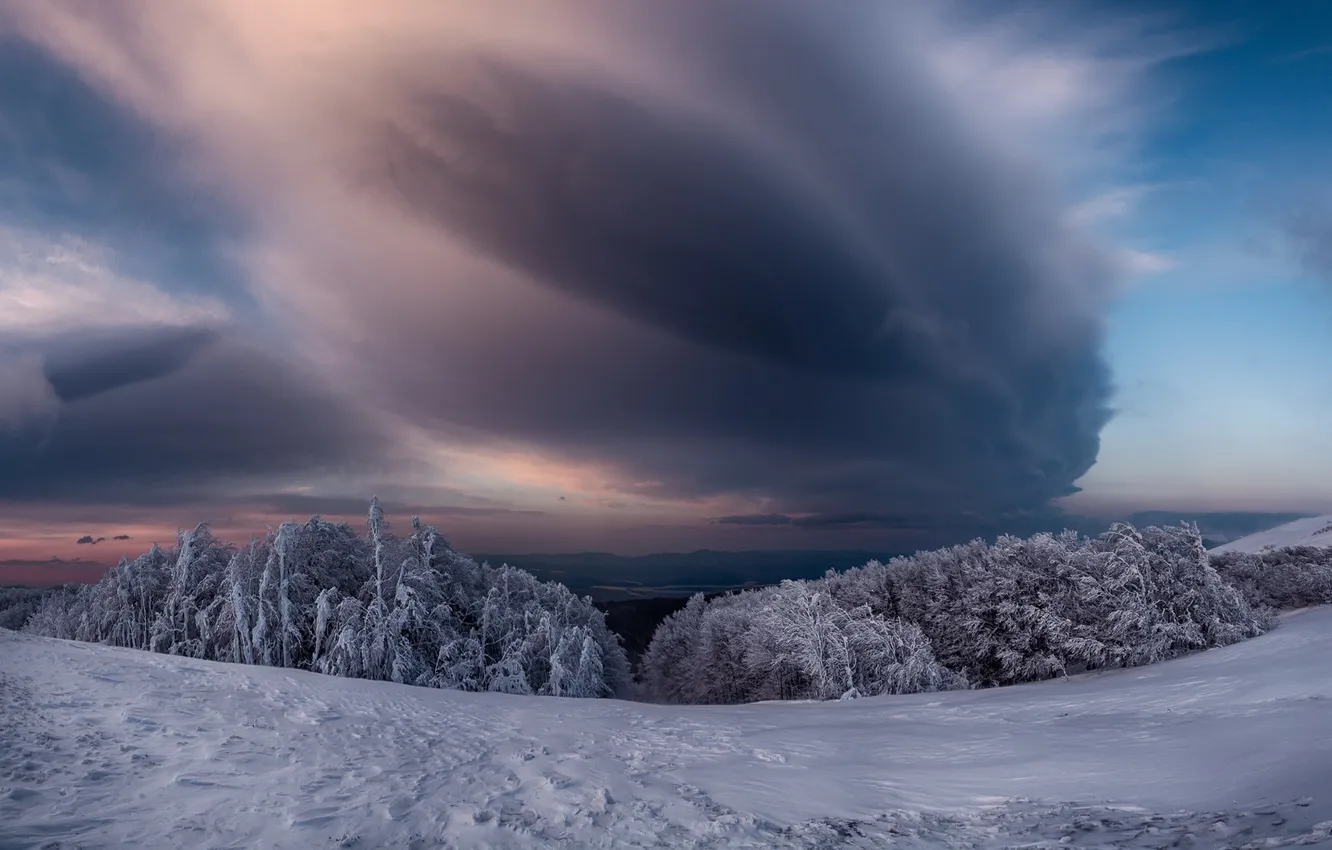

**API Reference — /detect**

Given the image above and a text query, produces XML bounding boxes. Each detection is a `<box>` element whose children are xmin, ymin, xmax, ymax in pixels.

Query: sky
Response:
<box><xmin>1</xmin><ymin>0</ymin><xmax>1330</xmax><ymax>583</ymax></box>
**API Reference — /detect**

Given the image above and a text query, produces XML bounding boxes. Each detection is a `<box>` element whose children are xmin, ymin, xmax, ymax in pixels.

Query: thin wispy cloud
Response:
<box><xmin>1278</xmin><ymin>44</ymin><xmax>1332</xmax><ymax>63</ymax></box>
<box><xmin>0</xmin><ymin>226</ymin><xmax>228</xmax><ymax>334</ymax></box>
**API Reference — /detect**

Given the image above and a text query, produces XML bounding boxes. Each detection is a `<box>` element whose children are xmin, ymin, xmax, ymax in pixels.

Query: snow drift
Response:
<box><xmin>1210</xmin><ymin>515</ymin><xmax>1332</xmax><ymax>555</ymax></box>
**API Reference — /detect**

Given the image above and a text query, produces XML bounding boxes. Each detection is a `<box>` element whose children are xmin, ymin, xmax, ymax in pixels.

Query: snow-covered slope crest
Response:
<box><xmin>1211</xmin><ymin>514</ymin><xmax>1332</xmax><ymax>554</ymax></box>
<box><xmin>3</xmin><ymin>610</ymin><xmax>1332</xmax><ymax>849</ymax></box>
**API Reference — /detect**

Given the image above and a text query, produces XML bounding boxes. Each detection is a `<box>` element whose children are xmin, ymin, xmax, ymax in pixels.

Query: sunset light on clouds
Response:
<box><xmin>1</xmin><ymin>0</ymin><xmax>1329</xmax><ymax>584</ymax></box>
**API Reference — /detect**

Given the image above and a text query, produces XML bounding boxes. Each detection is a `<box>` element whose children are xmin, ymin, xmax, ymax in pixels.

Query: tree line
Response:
<box><xmin>640</xmin><ymin>524</ymin><xmax>1332</xmax><ymax>704</ymax></box>
<box><xmin>9</xmin><ymin>509</ymin><xmax>1331</xmax><ymax>705</ymax></box>
<box><xmin>20</xmin><ymin>498</ymin><xmax>632</xmax><ymax>699</ymax></box>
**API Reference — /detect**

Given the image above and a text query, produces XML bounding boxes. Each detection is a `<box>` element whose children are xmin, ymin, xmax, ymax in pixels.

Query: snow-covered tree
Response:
<box><xmin>0</xmin><ymin>587</ymin><xmax>54</xmax><ymax>631</ymax></box>
<box><xmin>640</xmin><ymin>592</ymin><xmax>708</xmax><ymax>703</ymax></box>
<box><xmin>313</xmin><ymin>591</ymin><xmax>367</xmax><ymax>679</ymax></box>
<box><xmin>643</xmin><ymin>581</ymin><xmax>961</xmax><ymax>705</ymax></box>
<box><xmin>216</xmin><ymin>540</ymin><xmax>263</xmax><ymax>665</ymax></box>
<box><xmin>1212</xmin><ymin>545</ymin><xmax>1332</xmax><ymax>610</ymax></box>
<box><xmin>1092</xmin><ymin>523</ymin><xmax>1270</xmax><ymax>666</ymax></box>
<box><xmin>437</xmin><ymin>634</ymin><xmax>485</xmax><ymax>691</ymax></box>
<box><xmin>22</xmin><ymin>499</ymin><xmax>628</xmax><ymax>700</ymax></box>
<box><xmin>641</xmin><ymin>522</ymin><xmax>1280</xmax><ymax>703</ymax></box>
<box><xmin>150</xmin><ymin>525</ymin><xmax>230</xmax><ymax>658</ymax></box>
<box><xmin>567</xmin><ymin>631</ymin><xmax>607</xmax><ymax>698</ymax></box>
<box><xmin>27</xmin><ymin>499</ymin><xmax>1287</xmax><ymax>706</ymax></box>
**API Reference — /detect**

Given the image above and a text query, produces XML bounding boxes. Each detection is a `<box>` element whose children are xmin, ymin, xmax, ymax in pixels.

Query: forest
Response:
<box><xmin>640</xmin><ymin>526</ymin><xmax>1331</xmax><ymax>704</ymax></box>
<box><xmin>9</xmin><ymin>500</ymin><xmax>1332</xmax><ymax>705</ymax></box>
<box><xmin>19</xmin><ymin>499</ymin><xmax>632</xmax><ymax>699</ymax></box>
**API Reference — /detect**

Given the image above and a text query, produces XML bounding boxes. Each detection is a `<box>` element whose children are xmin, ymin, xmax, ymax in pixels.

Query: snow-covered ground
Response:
<box><xmin>3</xmin><ymin>609</ymin><xmax>1332</xmax><ymax>849</ymax></box>
<box><xmin>1210</xmin><ymin>515</ymin><xmax>1332</xmax><ymax>554</ymax></box>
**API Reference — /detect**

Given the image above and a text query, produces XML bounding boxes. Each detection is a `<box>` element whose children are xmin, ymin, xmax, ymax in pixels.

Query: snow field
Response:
<box><xmin>3</xmin><ymin>606</ymin><xmax>1332</xmax><ymax>848</ymax></box>
<box><xmin>1211</xmin><ymin>516</ymin><xmax>1332</xmax><ymax>555</ymax></box>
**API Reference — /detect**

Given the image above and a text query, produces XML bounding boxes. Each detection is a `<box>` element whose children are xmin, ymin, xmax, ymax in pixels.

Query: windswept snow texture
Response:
<box><xmin>3</xmin><ymin>609</ymin><xmax>1332</xmax><ymax>849</ymax></box>
<box><xmin>1211</xmin><ymin>515</ymin><xmax>1332</xmax><ymax>554</ymax></box>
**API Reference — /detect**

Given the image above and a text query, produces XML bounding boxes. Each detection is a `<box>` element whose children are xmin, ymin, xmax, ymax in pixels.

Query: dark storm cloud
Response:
<box><xmin>0</xmin><ymin>1</ymin><xmax>1128</xmax><ymax>528</ymax></box>
<box><xmin>718</xmin><ymin>510</ymin><xmax>1053</xmax><ymax>532</ymax></box>
<box><xmin>75</xmin><ymin>535</ymin><xmax>103</xmax><ymax>545</ymax></box>
<box><xmin>381</xmin><ymin>64</ymin><xmax>911</xmax><ymax>380</ymax></box>
<box><xmin>0</xmin><ymin>327</ymin><xmax>397</xmax><ymax>503</ymax></box>
<box><xmin>112</xmin><ymin>535</ymin><xmax>131</xmax><ymax>541</ymax></box>
<box><xmin>356</xmin><ymin>2</ymin><xmax>1117</xmax><ymax>518</ymax></box>
<box><xmin>43</xmin><ymin>327</ymin><xmax>217</xmax><ymax>403</ymax></box>
<box><xmin>713</xmin><ymin>509</ymin><xmax>1127</xmax><ymax>560</ymax></box>
<box><xmin>787</xmin><ymin>510</ymin><xmax>1110</xmax><ymax>537</ymax></box>
<box><xmin>788</xmin><ymin>513</ymin><xmax>940</xmax><ymax>531</ymax></box>
<box><xmin>720</xmin><ymin>507</ymin><xmax>1114</xmax><ymax>542</ymax></box>
<box><xmin>716</xmin><ymin>514</ymin><xmax>795</xmax><ymax>527</ymax></box>
<box><xmin>379</xmin><ymin>55</ymin><xmax>1101</xmax><ymax>385</ymax></box>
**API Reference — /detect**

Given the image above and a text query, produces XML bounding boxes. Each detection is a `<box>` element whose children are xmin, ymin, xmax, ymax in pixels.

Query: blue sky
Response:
<box><xmin>1066</xmin><ymin>0</ymin><xmax>1332</xmax><ymax>514</ymax></box>
<box><xmin>0</xmin><ymin>0</ymin><xmax>1329</xmax><ymax>576</ymax></box>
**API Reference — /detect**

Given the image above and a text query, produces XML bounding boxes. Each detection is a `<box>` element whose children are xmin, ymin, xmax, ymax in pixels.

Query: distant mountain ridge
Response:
<box><xmin>478</xmin><ymin>513</ymin><xmax>1317</xmax><ymax>600</ymax></box>
<box><xmin>471</xmin><ymin>549</ymin><xmax>898</xmax><ymax>601</ymax></box>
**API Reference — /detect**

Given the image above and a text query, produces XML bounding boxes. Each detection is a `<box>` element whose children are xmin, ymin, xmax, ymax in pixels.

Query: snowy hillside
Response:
<box><xmin>3</xmin><ymin>610</ymin><xmax>1332</xmax><ymax>849</ymax></box>
<box><xmin>1210</xmin><ymin>515</ymin><xmax>1332</xmax><ymax>554</ymax></box>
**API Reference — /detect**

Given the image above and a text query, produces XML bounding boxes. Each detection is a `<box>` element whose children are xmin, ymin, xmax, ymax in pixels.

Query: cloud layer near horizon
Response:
<box><xmin>0</xmin><ymin>325</ymin><xmax>397</xmax><ymax>503</ymax></box>
<box><xmin>0</xmin><ymin>1</ymin><xmax>1167</xmax><ymax>536</ymax></box>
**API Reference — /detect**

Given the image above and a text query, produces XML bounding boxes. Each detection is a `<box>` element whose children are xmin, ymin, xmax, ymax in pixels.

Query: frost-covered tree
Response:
<box><xmin>929</xmin><ymin>533</ymin><xmax>1092</xmax><ymax>686</ymax></box>
<box><xmin>272</xmin><ymin>523</ymin><xmax>306</xmax><ymax>669</ymax></box>
<box><xmin>360</xmin><ymin>499</ymin><xmax>397</xmax><ymax>680</ymax></box>
<box><xmin>24</xmin><ymin>585</ymin><xmax>80</xmax><ymax>640</ymax></box>
<box><xmin>466</xmin><ymin>564</ymin><xmax>629</xmax><ymax>697</ymax></box>
<box><xmin>643</xmin><ymin>581</ymin><xmax>962</xmax><ymax>705</ymax></box>
<box><xmin>751</xmin><ymin>581</ymin><xmax>958</xmax><ymax>701</ymax></box>
<box><xmin>368</xmin><ymin>496</ymin><xmax>393</xmax><ymax>604</ymax></box>
<box><xmin>694</xmin><ymin>595</ymin><xmax>760</xmax><ymax>703</ymax></box>
<box><xmin>251</xmin><ymin>528</ymin><xmax>280</xmax><ymax>667</ymax></box>
<box><xmin>22</xmin><ymin>499</ymin><xmax>629</xmax><ymax>701</ymax></box>
<box><xmin>1092</xmin><ymin>523</ymin><xmax>1270</xmax><ymax>666</ymax></box>
<box><xmin>1212</xmin><ymin>545</ymin><xmax>1332</xmax><ymax>610</ymax></box>
<box><xmin>640</xmin><ymin>592</ymin><xmax>708</xmax><ymax>703</ymax></box>
<box><xmin>568</xmin><ymin>631</ymin><xmax>607</xmax><ymax>698</ymax></box>
<box><xmin>216</xmin><ymin>540</ymin><xmax>263</xmax><ymax>665</ymax></box>
<box><xmin>384</xmin><ymin>518</ymin><xmax>456</xmax><ymax>686</ymax></box>
<box><xmin>0</xmin><ymin>587</ymin><xmax>55</xmax><ymax>631</ymax></box>
<box><xmin>437</xmin><ymin>634</ymin><xmax>485</xmax><ymax>691</ymax></box>
<box><xmin>641</xmin><ymin>521</ymin><xmax>1278</xmax><ymax>703</ymax></box>
<box><xmin>313</xmin><ymin>589</ymin><xmax>367</xmax><ymax>679</ymax></box>
<box><xmin>151</xmin><ymin>525</ymin><xmax>231</xmax><ymax>658</ymax></box>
